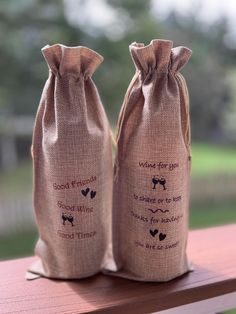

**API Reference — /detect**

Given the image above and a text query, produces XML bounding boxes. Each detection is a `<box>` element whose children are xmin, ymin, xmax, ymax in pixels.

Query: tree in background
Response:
<box><xmin>0</xmin><ymin>0</ymin><xmax>236</xmax><ymax>144</ymax></box>
<box><xmin>162</xmin><ymin>12</ymin><xmax>234</xmax><ymax>142</ymax></box>
<box><xmin>0</xmin><ymin>0</ymin><xmax>84</xmax><ymax>116</ymax></box>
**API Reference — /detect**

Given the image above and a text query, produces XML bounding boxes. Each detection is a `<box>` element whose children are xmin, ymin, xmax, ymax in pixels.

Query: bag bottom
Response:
<box><xmin>102</xmin><ymin>261</ymin><xmax>194</xmax><ymax>282</ymax></box>
<box><xmin>26</xmin><ymin>258</ymin><xmax>102</xmax><ymax>281</ymax></box>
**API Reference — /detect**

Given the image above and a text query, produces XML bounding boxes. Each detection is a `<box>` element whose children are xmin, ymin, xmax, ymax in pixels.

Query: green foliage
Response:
<box><xmin>224</xmin><ymin>69</ymin><xmax>236</xmax><ymax>141</ymax></box>
<box><xmin>0</xmin><ymin>160</ymin><xmax>32</xmax><ymax>194</ymax></box>
<box><xmin>191</xmin><ymin>143</ymin><xmax>236</xmax><ymax>177</ymax></box>
<box><xmin>189</xmin><ymin>202</ymin><xmax>236</xmax><ymax>229</ymax></box>
<box><xmin>163</xmin><ymin>13</ymin><xmax>232</xmax><ymax>141</ymax></box>
<box><xmin>0</xmin><ymin>0</ymin><xmax>83</xmax><ymax>116</ymax></box>
<box><xmin>94</xmin><ymin>2</ymin><xmax>163</xmax><ymax>123</ymax></box>
<box><xmin>1</xmin><ymin>0</ymin><xmax>236</xmax><ymax>141</ymax></box>
<box><xmin>0</xmin><ymin>229</ymin><xmax>37</xmax><ymax>260</ymax></box>
<box><xmin>108</xmin><ymin>0</ymin><xmax>150</xmax><ymax>17</ymax></box>
<box><xmin>224</xmin><ymin>310</ymin><xmax>236</xmax><ymax>314</ymax></box>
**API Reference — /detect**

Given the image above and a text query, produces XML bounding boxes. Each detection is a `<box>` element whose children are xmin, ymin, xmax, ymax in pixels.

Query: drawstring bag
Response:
<box><xmin>111</xmin><ymin>40</ymin><xmax>192</xmax><ymax>281</ymax></box>
<box><xmin>27</xmin><ymin>44</ymin><xmax>113</xmax><ymax>280</ymax></box>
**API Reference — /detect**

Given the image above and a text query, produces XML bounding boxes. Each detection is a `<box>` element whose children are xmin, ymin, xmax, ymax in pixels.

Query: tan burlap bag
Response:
<box><xmin>27</xmin><ymin>44</ymin><xmax>113</xmax><ymax>280</ymax></box>
<box><xmin>111</xmin><ymin>40</ymin><xmax>192</xmax><ymax>281</ymax></box>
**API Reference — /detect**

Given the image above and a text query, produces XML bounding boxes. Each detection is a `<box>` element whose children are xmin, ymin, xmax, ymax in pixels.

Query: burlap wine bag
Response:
<box><xmin>27</xmin><ymin>44</ymin><xmax>113</xmax><ymax>280</ymax></box>
<box><xmin>110</xmin><ymin>39</ymin><xmax>192</xmax><ymax>281</ymax></box>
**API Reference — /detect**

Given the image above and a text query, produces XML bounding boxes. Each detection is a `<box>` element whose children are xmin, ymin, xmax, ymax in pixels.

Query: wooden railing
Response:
<box><xmin>0</xmin><ymin>224</ymin><xmax>236</xmax><ymax>313</ymax></box>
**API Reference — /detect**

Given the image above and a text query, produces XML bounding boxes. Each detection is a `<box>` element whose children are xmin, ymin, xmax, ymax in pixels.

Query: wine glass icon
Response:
<box><xmin>67</xmin><ymin>214</ymin><xmax>74</xmax><ymax>227</ymax></box>
<box><xmin>152</xmin><ymin>175</ymin><xmax>159</xmax><ymax>189</ymax></box>
<box><xmin>159</xmin><ymin>177</ymin><xmax>166</xmax><ymax>190</ymax></box>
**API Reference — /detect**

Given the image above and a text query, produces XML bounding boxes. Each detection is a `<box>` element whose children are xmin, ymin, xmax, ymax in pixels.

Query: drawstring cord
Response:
<box><xmin>176</xmin><ymin>73</ymin><xmax>191</xmax><ymax>151</ymax></box>
<box><xmin>176</xmin><ymin>72</ymin><xmax>192</xmax><ymax>165</ymax></box>
<box><xmin>113</xmin><ymin>71</ymin><xmax>140</xmax><ymax>182</ymax></box>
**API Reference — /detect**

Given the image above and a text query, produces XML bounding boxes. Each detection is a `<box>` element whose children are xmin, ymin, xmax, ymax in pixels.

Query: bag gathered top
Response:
<box><xmin>110</xmin><ymin>39</ymin><xmax>192</xmax><ymax>281</ymax></box>
<box><xmin>27</xmin><ymin>44</ymin><xmax>113</xmax><ymax>279</ymax></box>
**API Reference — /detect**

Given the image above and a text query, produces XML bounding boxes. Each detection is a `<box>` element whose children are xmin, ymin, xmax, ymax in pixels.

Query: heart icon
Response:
<box><xmin>150</xmin><ymin>229</ymin><xmax>158</xmax><ymax>237</ymax></box>
<box><xmin>159</xmin><ymin>233</ymin><xmax>166</xmax><ymax>241</ymax></box>
<box><xmin>81</xmin><ymin>188</ymin><xmax>90</xmax><ymax>197</ymax></box>
<box><xmin>90</xmin><ymin>190</ymin><xmax>96</xmax><ymax>199</ymax></box>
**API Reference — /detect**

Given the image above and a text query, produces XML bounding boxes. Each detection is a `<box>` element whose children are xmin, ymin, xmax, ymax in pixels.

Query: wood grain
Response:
<box><xmin>0</xmin><ymin>224</ymin><xmax>236</xmax><ymax>314</ymax></box>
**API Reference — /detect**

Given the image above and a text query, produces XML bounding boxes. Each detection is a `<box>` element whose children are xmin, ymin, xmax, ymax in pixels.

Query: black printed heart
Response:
<box><xmin>81</xmin><ymin>188</ymin><xmax>90</xmax><ymax>197</ymax></box>
<box><xmin>90</xmin><ymin>190</ymin><xmax>96</xmax><ymax>199</ymax></box>
<box><xmin>159</xmin><ymin>233</ymin><xmax>166</xmax><ymax>241</ymax></box>
<box><xmin>150</xmin><ymin>229</ymin><xmax>158</xmax><ymax>237</ymax></box>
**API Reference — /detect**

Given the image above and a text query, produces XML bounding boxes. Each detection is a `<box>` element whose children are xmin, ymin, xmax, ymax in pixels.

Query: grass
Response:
<box><xmin>0</xmin><ymin>229</ymin><xmax>37</xmax><ymax>260</ymax></box>
<box><xmin>191</xmin><ymin>142</ymin><xmax>236</xmax><ymax>178</ymax></box>
<box><xmin>1</xmin><ymin>142</ymin><xmax>236</xmax><ymax>188</ymax></box>
<box><xmin>0</xmin><ymin>160</ymin><xmax>32</xmax><ymax>195</ymax></box>
<box><xmin>190</xmin><ymin>202</ymin><xmax>236</xmax><ymax>229</ymax></box>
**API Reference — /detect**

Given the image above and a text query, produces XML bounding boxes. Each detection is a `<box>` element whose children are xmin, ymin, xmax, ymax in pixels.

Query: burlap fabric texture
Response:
<box><xmin>27</xmin><ymin>44</ymin><xmax>113</xmax><ymax>280</ymax></box>
<box><xmin>110</xmin><ymin>39</ymin><xmax>192</xmax><ymax>281</ymax></box>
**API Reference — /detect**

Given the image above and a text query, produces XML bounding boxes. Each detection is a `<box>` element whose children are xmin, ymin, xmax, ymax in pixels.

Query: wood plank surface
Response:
<box><xmin>0</xmin><ymin>224</ymin><xmax>236</xmax><ymax>314</ymax></box>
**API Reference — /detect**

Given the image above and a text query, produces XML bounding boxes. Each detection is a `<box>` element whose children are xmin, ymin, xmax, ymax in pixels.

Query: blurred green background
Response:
<box><xmin>0</xmin><ymin>0</ymin><xmax>235</xmax><ymax>265</ymax></box>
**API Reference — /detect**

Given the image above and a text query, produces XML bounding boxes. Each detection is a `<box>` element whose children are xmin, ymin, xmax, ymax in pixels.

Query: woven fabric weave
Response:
<box><xmin>28</xmin><ymin>44</ymin><xmax>113</xmax><ymax>279</ymax></box>
<box><xmin>111</xmin><ymin>39</ymin><xmax>192</xmax><ymax>281</ymax></box>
